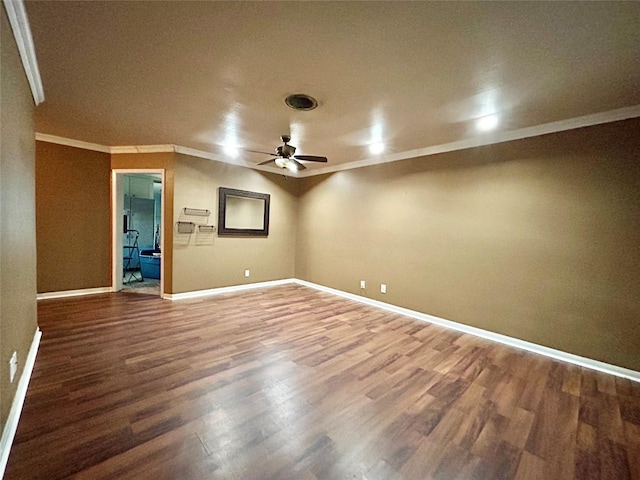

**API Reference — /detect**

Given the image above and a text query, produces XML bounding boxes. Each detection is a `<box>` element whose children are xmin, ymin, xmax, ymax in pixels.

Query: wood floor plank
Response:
<box><xmin>4</xmin><ymin>285</ymin><xmax>640</xmax><ymax>479</ymax></box>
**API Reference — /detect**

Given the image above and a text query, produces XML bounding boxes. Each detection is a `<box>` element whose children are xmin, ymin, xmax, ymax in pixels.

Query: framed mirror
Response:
<box><xmin>218</xmin><ymin>187</ymin><xmax>270</xmax><ymax>236</ymax></box>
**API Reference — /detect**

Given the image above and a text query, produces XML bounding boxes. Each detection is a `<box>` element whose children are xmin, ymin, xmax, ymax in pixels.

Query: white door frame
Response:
<box><xmin>111</xmin><ymin>169</ymin><xmax>165</xmax><ymax>296</ymax></box>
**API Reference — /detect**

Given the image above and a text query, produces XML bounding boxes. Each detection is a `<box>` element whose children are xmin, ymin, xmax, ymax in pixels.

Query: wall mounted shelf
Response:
<box><xmin>183</xmin><ymin>207</ymin><xmax>210</xmax><ymax>216</ymax></box>
<box><xmin>198</xmin><ymin>225</ymin><xmax>216</xmax><ymax>233</ymax></box>
<box><xmin>176</xmin><ymin>221</ymin><xmax>196</xmax><ymax>234</ymax></box>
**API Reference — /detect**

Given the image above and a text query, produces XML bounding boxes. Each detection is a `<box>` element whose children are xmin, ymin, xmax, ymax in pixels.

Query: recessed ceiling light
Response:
<box><xmin>285</xmin><ymin>94</ymin><xmax>318</xmax><ymax>111</ymax></box>
<box><xmin>476</xmin><ymin>114</ymin><xmax>499</xmax><ymax>131</ymax></box>
<box><xmin>224</xmin><ymin>145</ymin><xmax>239</xmax><ymax>157</ymax></box>
<box><xmin>369</xmin><ymin>142</ymin><xmax>385</xmax><ymax>155</ymax></box>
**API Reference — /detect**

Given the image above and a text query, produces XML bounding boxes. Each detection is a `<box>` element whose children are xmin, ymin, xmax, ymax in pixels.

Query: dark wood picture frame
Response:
<box><xmin>218</xmin><ymin>187</ymin><xmax>270</xmax><ymax>236</ymax></box>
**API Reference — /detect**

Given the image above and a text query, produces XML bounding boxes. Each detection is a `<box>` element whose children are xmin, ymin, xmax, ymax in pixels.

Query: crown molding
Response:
<box><xmin>173</xmin><ymin>145</ymin><xmax>229</xmax><ymax>163</ymax></box>
<box><xmin>33</xmin><ymin>135</ymin><xmax>294</xmax><ymax>176</ymax></box>
<box><xmin>110</xmin><ymin>145</ymin><xmax>175</xmax><ymax>154</ymax></box>
<box><xmin>35</xmin><ymin>104</ymin><xmax>640</xmax><ymax>177</ymax></box>
<box><xmin>35</xmin><ymin>133</ymin><xmax>111</xmax><ymax>153</ymax></box>
<box><xmin>296</xmin><ymin>104</ymin><xmax>640</xmax><ymax>177</ymax></box>
<box><xmin>3</xmin><ymin>0</ymin><xmax>44</xmax><ymax>105</ymax></box>
<box><xmin>173</xmin><ymin>145</ymin><xmax>293</xmax><ymax>176</ymax></box>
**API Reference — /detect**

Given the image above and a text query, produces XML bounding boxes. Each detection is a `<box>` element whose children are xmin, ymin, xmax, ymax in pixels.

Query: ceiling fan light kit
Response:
<box><xmin>252</xmin><ymin>95</ymin><xmax>326</xmax><ymax>172</ymax></box>
<box><xmin>274</xmin><ymin>157</ymin><xmax>292</xmax><ymax>169</ymax></box>
<box><xmin>255</xmin><ymin>134</ymin><xmax>328</xmax><ymax>172</ymax></box>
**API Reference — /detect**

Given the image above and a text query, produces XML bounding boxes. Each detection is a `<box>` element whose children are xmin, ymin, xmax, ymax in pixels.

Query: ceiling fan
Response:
<box><xmin>252</xmin><ymin>135</ymin><xmax>328</xmax><ymax>171</ymax></box>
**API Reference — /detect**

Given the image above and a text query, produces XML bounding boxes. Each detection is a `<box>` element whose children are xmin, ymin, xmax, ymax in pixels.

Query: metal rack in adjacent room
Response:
<box><xmin>123</xmin><ymin>229</ymin><xmax>144</xmax><ymax>283</ymax></box>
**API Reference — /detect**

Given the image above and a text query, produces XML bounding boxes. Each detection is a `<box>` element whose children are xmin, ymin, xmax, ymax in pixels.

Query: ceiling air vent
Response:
<box><xmin>285</xmin><ymin>93</ymin><xmax>318</xmax><ymax>111</ymax></box>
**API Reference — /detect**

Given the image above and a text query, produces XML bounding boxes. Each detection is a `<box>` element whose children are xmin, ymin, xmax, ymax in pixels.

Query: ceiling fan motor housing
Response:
<box><xmin>280</xmin><ymin>143</ymin><xmax>296</xmax><ymax>157</ymax></box>
<box><xmin>258</xmin><ymin>134</ymin><xmax>326</xmax><ymax>170</ymax></box>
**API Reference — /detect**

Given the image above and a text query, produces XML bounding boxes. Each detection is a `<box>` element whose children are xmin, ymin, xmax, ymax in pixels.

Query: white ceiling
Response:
<box><xmin>25</xmin><ymin>1</ymin><xmax>640</xmax><ymax>176</ymax></box>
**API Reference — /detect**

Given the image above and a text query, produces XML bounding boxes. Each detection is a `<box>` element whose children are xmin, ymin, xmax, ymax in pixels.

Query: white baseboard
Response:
<box><xmin>0</xmin><ymin>328</ymin><xmax>42</xmax><ymax>478</ymax></box>
<box><xmin>39</xmin><ymin>278</ymin><xmax>638</xmax><ymax>382</ymax></box>
<box><xmin>293</xmin><ymin>279</ymin><xmax>640</xmax><ymax>383</ymax></box>
<box><xmin>166</xmin><ymin>277</ymin><xmax>639</xmax><ymax>381</ymax></box>
<box><xmin>37</xmin><ymin>286</ymin><xmax>113</xmax><ymax>300</ymax></box>
<box><xmin>165</xmin><ymin>278</ymin><xmax>296</xmax><ymax>300</ymax></box>
<box><xmin>5</xmin><ymin>279</ymin><xmax>634</xmax><ymax>479</ymax></box>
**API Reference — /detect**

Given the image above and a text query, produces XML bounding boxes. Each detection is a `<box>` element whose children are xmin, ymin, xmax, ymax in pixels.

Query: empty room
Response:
<box><xmin>1</xmin><ymin>1</ymin><xmax>639</xmax><ymax>479</ymax></box>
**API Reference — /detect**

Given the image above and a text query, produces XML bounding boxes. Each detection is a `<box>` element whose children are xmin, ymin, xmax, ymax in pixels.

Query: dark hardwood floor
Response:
<box><xmin>5</xmin><ymin>284</ymin><xmax>640</xmax><ymax>479</ymax></box>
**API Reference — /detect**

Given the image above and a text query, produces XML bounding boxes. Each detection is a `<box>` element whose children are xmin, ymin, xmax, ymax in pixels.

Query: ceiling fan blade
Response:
<box><xmin>257</xmin><ymin>159</ymin><xmax>276</xmax><ymax>166</ymax></box>
<box><xmin>293</xmin><ymin>155</ymin><xmax>328</xmax><ymax>163</ymax></box>
<box><xmin>291</xmin><ymin>159</ymin><xmax>307</xmax><ymax>170</ymax></box>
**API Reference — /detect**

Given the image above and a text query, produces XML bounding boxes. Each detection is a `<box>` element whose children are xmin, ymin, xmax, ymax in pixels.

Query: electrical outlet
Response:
<box><xmin>360</xmin><ymin>280</ymin><xmax>366</xmax><ymax>289</ymax></box>
<box><xmin>9</xmin><ymin>351</ymin><xmax>17</xmax><ymax>383</ymax></box>
<box><xmin>380</xmin><ymin>284</ymin><xmax>387</xmax><ymax>294</ymax></box>
<box><xmin>244</xmin><ymin>269</ymin><xmax>250</xmax><ymax>278</ymax></box>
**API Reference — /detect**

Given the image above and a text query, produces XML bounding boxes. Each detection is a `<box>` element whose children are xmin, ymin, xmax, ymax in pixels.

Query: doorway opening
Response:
<box><xmin>112</xmin><ymin>170</ymin><xmax>164</xmax><ymax>297</ymax></box>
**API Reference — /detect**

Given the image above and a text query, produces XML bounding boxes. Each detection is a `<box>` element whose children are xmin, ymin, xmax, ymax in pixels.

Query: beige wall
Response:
<box><xmin>296</xmin><ymin>119</ymin><xmax>640</xmax><ymax>371</ymax></box>
<box><xmin>1</xmin><ymin>7</ymin><xmax>39</xmax><ymax>429</ymax></box>
<box><xmin>36</xmin><ymin>141</ymin><xmax>111</xmax><ymax>293</ymax></box>
<box><xmin>32</xmin><ymin>120</ymin><xmax>640</xmax><ymax>372</ymax></box>
<box><xmin>36</xmin><ymin>149</ymin><xmax>296</xmax><ymax>296</ymax></box>
<box><xmin>172</xmin><ymin>153</ymin><xmax>297</xmax><ymax>293</ymax></box>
